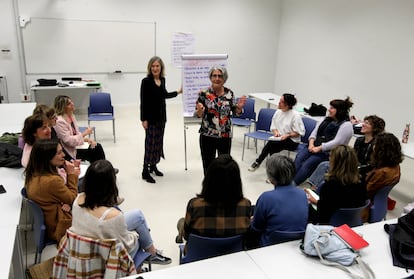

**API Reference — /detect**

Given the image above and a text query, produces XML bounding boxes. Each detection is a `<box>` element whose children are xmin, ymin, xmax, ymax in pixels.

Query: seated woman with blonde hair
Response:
<box><xmin>307</xmin><ymin>145</ymin><xmax>367</xmax><ymax>224</ymax></box>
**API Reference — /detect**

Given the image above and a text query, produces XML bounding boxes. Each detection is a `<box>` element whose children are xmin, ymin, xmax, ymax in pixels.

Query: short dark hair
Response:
<box><xmin>364</xmin><ymin>115</ymin><xmax>386</xmax><ymax>136</ymax></box>
<box><xmin>80</xmin><ymin>160</ymin><xmax>119</xmax><ymax>209</ymax></box>
<box><xmin>198</xmin><ymin>154</ymin><xmax>244</xmax><ymax>205</ymax></box>
<box><xmin>266</xmin><ymin>154</ymin><xmax>295</xmax><ymax>186</ymax></box>
<box><xmin>282</xmin><ymin>93</ymin><xmax>297</xmax><ymax>109</ymax></box>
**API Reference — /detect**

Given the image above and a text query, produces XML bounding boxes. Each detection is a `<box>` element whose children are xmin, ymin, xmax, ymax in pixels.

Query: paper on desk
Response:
<box><xmin>268</xmin><ymin>136</ymin><xmax>282</xmax><ymax>141</ymax></box>
<box><xmin>76</xmin><ymin>142</ymin><xmax>89</xmax><ymax>149</ymax></box>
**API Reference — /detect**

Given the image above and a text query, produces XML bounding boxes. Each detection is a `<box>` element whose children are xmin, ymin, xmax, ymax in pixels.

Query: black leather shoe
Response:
<box><xmin>142</xmin><ymin>172</ymin><xmax>155</xmax><ymax>183</ymax></box>
<box><xmin>150</xmin><ymin>165</ymin><xmax>164</xmax><ymax>176</ymax></box>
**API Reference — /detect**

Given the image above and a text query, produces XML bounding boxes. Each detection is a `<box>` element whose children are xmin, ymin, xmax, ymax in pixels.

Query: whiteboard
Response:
<box><xmin>21</xmin><ymin>18</ymin><xmax>156</xmax><ymax>74</ymax></box>
<box><xmin>182</xmin><ymin>54</ymin><xmax>228</xmax><ymax>118</ymax></box>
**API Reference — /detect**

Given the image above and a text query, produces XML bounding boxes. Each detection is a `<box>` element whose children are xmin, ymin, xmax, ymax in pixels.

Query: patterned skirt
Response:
<box><xmin>144</xmin><ymin>121</ymin><xmax>165</xmax><ymax>165</ymax></box>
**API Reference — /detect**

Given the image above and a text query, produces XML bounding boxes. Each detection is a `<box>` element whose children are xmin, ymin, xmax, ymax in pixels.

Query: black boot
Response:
<box><xmin>142</xmin><ymin>165</ymin><xmax>155</xmax><ymax>183</ymax></box>
<box><xmin>150</xmin><ymin>164</ymin><xmax>164</xmax><ymax>176</ymax></box>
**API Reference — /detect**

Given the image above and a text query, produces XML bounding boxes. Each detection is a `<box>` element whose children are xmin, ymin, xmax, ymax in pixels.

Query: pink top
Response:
<box><xmin>53</xmin><ymin>115</ymin><xmax>84</xmax><ymax>159</ymax></box>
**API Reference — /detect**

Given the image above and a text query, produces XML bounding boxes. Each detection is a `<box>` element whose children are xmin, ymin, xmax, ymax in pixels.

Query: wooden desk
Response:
<box><xmin>247</xmin><ymin>219</ymin><xmax>413</xmax><ymax>279</ymax></box>
<box><xmin>31</xmin><ymin>83</ymin><xmax>101</xmax><ymax>111</ymax></box>
<box><xmin>0</xmin><ymin>102</ymin><xmax>36</xmax><ymax>134</ymax></box>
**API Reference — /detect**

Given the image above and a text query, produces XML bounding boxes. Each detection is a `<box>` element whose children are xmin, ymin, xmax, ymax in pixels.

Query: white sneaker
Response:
<box><xmin>248</xmin><ymin>161</ymin><xmax>260</xmax><ymax>172</ymax></box>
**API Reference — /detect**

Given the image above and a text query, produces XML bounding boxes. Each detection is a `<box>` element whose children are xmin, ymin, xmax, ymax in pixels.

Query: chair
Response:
<box><xmin>242</xmin><ymin>108</ymin><xmax>276</xmax><ymax>160</ymax></box>
<box><xmin>179</xmin><ymin>234</ymin><xmax>244</xmax><ymax>264</ymax></box>
<box><xmin>20</xmin><ymin>188</ymin><xmax>56</xmax><ymax>264</ymax></box>
<box><xmin>262</xmin><ymin>230</ymin><xmax>305</xmax><ymax>246</ymax></box>
<box><xmin>301</xmin><ymin>117</ymin><xmax>317</xmax><ymax>144</ymax></box>
<box><xmin>369</xmin><ymin>184</ymin><xmax>396</xmax><ymax>223</ymax></box>
<box><xmin>232</xmin><ymin>97</ymin><xmax>256</xmax><ymax>133</ymax></box>
<box><xmin>88</xmin><ymin>92</ymin><xmax>116</xmax><ymax>143</ymax></box>
<box><xmin>288</xmin><ymin>116</ymin><xmax>317</xmax><ymax>158</ymax></box>
<box><xmin>330</xmin><ymin>200</ymin><xmax>370</xmax><ymax>227</ymax></box>
<box><xmin>53</xmin><ymin>230</ymin><xmax>151</xmax><ymax>277</ymax></box>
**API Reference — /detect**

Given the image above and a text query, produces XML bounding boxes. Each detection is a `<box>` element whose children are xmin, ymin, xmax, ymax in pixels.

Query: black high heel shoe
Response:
<box><xmin>150</xmin><ymin>165</ymin><xmax>164</xmax><ymax>176</ymax></box>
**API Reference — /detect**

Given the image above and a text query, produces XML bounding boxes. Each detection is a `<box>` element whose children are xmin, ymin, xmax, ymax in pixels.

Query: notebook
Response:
<box><xmin>332</xmin><ymin>224</ymin><xmax>369</xmax><ymax>251</ymax></box>
<box><xmin>268</xmin><ymin>136</ymin><xmax>282</xmax><ymax>141</ymax></box>
<box><xmin>305</xmin><ymin>188</ymin><xmax>319</xmax><ymax>210</ymax></box>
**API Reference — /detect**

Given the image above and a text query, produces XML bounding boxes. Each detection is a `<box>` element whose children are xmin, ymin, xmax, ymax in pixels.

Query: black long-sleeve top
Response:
<box><xmin>140</xmin><ymin>76</ymin><xmax>177</xmax><ymax>123</ymax></box>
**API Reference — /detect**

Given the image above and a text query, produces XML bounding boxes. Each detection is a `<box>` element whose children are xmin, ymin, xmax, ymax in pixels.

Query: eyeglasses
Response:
<box><xmin>211</xmin><ymin>74</ymin><xmax>223</xmax><ymax>78</ymax></box>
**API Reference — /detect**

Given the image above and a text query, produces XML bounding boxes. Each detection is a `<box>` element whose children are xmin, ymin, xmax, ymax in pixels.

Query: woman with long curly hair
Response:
<box><xmin>365</xmin><ymin>132</ymin><xmax>403</xmax><ymax>199</ymax></box>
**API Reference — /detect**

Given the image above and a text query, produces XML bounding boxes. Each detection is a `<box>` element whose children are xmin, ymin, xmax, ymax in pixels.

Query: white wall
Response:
<box><xmin>275</xmin><ymin>0</ymin><xmax>414</xmax><ymax>136</ymax></box>
<box><xmin>1</xmin><ymin>0</ymin><xmax>281</xmax><ymax>106</ymax></box>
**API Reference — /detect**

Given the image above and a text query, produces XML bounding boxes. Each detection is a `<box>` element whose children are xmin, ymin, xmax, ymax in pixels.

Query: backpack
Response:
<box><xmin>0</xmin><ymin>132</ymin><xmax>20</xmax><ymax>146</ymax></box>
<box><xmin>384</xmin><ymin>209</ymin><xmax>414</xmax><ymax>270</ymax></box>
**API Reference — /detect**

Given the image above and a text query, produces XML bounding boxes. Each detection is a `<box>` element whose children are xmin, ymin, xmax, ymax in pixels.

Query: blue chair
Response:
<box><xmin>232</xmin><ymin>98</ymin><xmax>256</xmax><ymax>133</ymax></box>
<box><xmin>242</xmin><ymin>108</ymin><xmax>276</xmax><ymax>160</ymax></box>
<box><xmin>179</xmin><ymin>234</ymin><xmax>244</xmax><ymax>264</ymax></box>
<box><xmin>330</xmin><ymin>200</ymin><xmax>370</xmax><ymax>227</ymax></box>
<box><xmin>88</xmin><ymin>92</ymin><xmax>116</xmax><ymax>143</ymax></box>
<box><xmin>262</xmin><ymin>230</ymin><xmax>305</xmax><ymax>246</ymax></box>
<box><xmin>21</xmin><ymin>188</ymin><xmax>56</xmax><ymax>264</ymax></box>
<box><xmin>301</xmin><ymin>117</ymin><xmax>317</xmax><ymax>144</ymax></box>
<box><xmin>287</xmin><ymin>116</ymin><xmax>317</xmax><ymax>158</ymax></box>
<box><xmin>369</xmin><ymin>184</ymin><xmax>396</xmax><ymax>223</ymax></box>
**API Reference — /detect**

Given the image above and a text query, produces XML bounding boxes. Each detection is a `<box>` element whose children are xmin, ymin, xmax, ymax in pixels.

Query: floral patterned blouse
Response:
<box><xmin>197</xmin><ymin>87</ymin><xmax>238</xmax><ymax>138</ymax></box>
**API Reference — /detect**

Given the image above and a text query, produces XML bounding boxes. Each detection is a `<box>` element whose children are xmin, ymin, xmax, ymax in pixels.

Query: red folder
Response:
<box><xmin>332</xmin><ymin>224</ymin><xmax>369</xmax><ymax>251</ymax></box>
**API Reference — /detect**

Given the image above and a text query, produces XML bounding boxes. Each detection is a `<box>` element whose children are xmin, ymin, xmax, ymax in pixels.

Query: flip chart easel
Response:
<box><xmin>181</xmin><ymin>54</ymin><xmax>228</xmax><ymax>170</ymax></box>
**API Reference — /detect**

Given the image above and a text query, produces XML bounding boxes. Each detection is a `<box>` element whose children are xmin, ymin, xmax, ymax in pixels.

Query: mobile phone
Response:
<box><xmin>0</xmin><ymin>185</ymin><xmax>6</xmax><ymax>194</ymax></box>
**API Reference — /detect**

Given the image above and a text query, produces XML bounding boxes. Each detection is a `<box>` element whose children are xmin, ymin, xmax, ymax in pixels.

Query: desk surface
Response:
<box><xmin>121</xmin><ymin>251</ymin><xmax>268</xmax><ymax>279</ymax></box>
<box><xmin>0</xmin><ymin>167</ymin><xmax>25</xmax><ymax>277</ymax></box>
<box><xmin>121</xmin><ymin>220</ymin><xmax>413</xmax><ymax>279</ymax></box>
<box><xmin>0</xmin><ymin>102</ymin><xmax>36</xmax><ymax>134</ymax></box>
<box><xmin>248</xmin><ymin>92</ymin><xmax>307</xmax><ymax>113</ymax></box>
<box><xmin>402</xmin><ymin>142</ymin><xmax>414</xmax><ymax>159</ymax></box>
<box><xmin>31</xmin><ymin>84</ymin><xmax>101</xmax><ymax>91</ymax></box>
<box><xmin>247</xmin><ymin>219</ymin><xmax>412</xmax><ymax>279</ymax></box>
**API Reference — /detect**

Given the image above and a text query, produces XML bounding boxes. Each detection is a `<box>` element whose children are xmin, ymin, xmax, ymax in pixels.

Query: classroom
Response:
<box><xmin>1</xmin><ymin>0</ymin><xmax>414</xmax><ymax>278</ymax></box>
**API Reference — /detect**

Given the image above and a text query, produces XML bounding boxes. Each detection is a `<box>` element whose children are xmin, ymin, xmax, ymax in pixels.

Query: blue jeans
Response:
<box><xmin>125</xmin><ymin>209</ymin><xmax>154</xmax><ymax>257</ymax></box>
<box><xmin>294</xmin><ymin>147</ymin><xmax>329</xmax><ymax>185</ymax></box>
<box><xmin>307</xmin><ymin>161</ymin><xmax>330</xmax><ymax>193</ymax></box>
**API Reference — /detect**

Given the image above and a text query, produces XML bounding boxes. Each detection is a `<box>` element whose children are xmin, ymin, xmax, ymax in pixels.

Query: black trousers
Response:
<box><xmin>64</xmin><ymin>143</ymin><xmax>106</xmax><ymax>163</ymax></box>
<box><xmin>199</xmin><ymin>134</ymin><xmax>231</xmax><ymax>174</ymax></box>
<box><xmin>255</xmin><ymin>138</ymin><xmax>299</xmax><ymax>164</ymax></box>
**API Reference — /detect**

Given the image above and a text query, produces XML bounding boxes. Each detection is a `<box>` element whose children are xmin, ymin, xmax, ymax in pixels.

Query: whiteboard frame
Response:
<box><xmin>21</xmin><ymin>17</ymin><xmax>156</xmax><ymax>74</ymax></box>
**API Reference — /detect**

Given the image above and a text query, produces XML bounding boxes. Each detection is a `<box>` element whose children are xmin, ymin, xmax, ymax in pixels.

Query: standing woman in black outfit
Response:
<box><xmin>140</xmin><ymin>56</ymin><xmax>182</xmax><ymax>183</ymax></box>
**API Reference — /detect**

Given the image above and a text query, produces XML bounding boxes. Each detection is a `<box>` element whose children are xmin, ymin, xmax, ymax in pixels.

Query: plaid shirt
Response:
<box><xmin>184</xmin><ymin>197</ymin><xmax>251</xmax><ymax>239</ymax></box>
<box><xmin>52</xmin><ymin>230</ymin><xmax>136</xmax><ymax>279</ymax></box>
